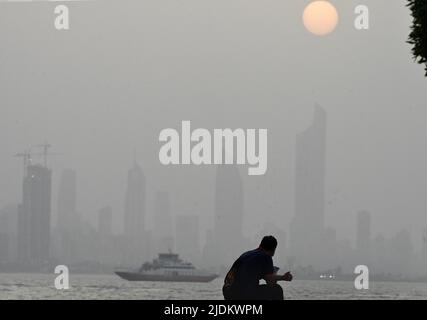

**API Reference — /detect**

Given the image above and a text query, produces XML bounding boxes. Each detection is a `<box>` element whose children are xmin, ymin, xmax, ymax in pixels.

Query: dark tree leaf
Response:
<box><xmin>407</xmin><ymin>0</ymin><xmax>427</xmax><ymax>76</ymax></box>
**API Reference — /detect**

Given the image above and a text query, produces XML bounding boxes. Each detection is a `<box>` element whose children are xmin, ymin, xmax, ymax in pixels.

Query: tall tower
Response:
<box><xmin>124</xmin><ymin>162</ymin><xmax>146</xmax><ymax>239</ymax></box>
<box><xmin>57</xmin><ymin>169</ymin><xmax>77</xmax><ymax>231</ymax></box>
<box><xmin>0</xmin><ymin>205</ymin><xmax>18</xmax><ymax>263</ymax></box>
<box><xmin>154</xmin><ymin>191</ymin><xmax>174</xmax><ymax>253</ymax></box>
<box><xmin>290</xmin><ymin>105</ymin><xmax>326</xmax><ymax>268</ymax></box>
<box><xmin>56</xmin><ymin>169</ymin><xmax>79</xmax><ymax>264</ymax></box>
<box><xmin>175</xmin><ymin>215</ymin><xmax>200</xmax><ymax>263</ymax></box>
<box><xmin>18</xmin><ymin>164</ymin><xmax>52</xmax><ymax>265</ymax></box>
<box><xmin>422</xmin><ymin>229</ymin><xmax>427</xmax><ymax>270</ymax></box>
<box><xmin>98</xmin><ymin>206</ymin><xmax>113</xmax><ymax>237</ymax></box>
<box><xmin>356</xmin><ymin>210</ymin><xmax>371</xmax><ymax>262</ymax></box>
<box><xmin>122</xmin><ymin>161</ymin><xmax>147</xmax><ymax>266</ymax></box>
<box><xmin>214</xmin><ymin>163</ymin><xmax>244</xmax><ymax>265</ymax></box>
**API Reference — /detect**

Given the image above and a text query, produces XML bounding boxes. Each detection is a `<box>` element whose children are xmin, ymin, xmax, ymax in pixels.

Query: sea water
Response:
<box><xmin>1</xmin><ymin>273</ymin><xmax>427</xmax><ymax>300</ymax></box>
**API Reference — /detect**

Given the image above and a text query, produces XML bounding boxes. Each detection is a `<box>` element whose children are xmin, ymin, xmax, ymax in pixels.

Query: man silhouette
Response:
<box><xmin>223</xmin><ymin>235</ymin><xmax>293</xmax><ymax>300</ymax></box>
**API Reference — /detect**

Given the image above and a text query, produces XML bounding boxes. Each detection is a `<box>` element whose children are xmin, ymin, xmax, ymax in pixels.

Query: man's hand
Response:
<box><xmin>265</xmin><ymin>271</ymin><xmax>293</xmax><ymax>284</ymax></box>
<box><xmin>281</xmin><ymin>271</ymin><xmax>293</xmax><ymax>282</ymax></box>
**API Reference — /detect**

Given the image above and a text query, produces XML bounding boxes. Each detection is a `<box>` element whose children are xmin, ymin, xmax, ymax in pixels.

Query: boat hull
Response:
<box><xmin>115</xmin><ymin>271</ymin><xmax>218</xmax><ymax>283</ymax></box>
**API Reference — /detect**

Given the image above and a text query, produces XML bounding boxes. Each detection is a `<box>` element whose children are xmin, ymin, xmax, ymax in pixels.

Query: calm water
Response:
<box><xmin>1</xmin><ymin>273</ymin><xmax>427</xmax><ymax>300</ymax></box>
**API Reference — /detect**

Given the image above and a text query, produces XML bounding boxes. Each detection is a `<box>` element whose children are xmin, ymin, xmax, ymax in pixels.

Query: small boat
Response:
<box><xmin>115</xmin><ymin>253</ymin><xmax>218</xmax><ymax>283</ymax></box>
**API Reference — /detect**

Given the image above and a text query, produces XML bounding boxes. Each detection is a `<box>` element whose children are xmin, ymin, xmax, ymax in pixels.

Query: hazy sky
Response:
<box><xmin>1</xmin><ymin>0</ymin><xmax>426</xmax><ymax>250</ymax></box>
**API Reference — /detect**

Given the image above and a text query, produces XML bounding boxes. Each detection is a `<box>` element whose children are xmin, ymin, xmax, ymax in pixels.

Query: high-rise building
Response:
<box><xmin>0</xmin><ymin>234</ymin><xmax>9</xmax><ymax>263</ymax></box>
<box><xmin>0</xmin><ymin>204</ymin><xmax>18</xmax><ymax>263</ymax></box>
<box><xmin>53</xmin><ymin>169</ymin><xmax>79</xmax><ymax>263</ymax></box>
<box><xmin>122</xmin><ymin>161</ymin><xmax>147</xmax><ymax>266</ymax></box>
<box><xmin>290</xmin><ymin>105</ymin><xmax>326</xmax><ymax>268</ymax></box>
<box><xmin>202</xmin><ymin>229</ymin><xmax>216</xmax><ymax>268</ymax></box>
<box><xmin>214</xmin><ymin>163</ymin><xmax>244</xmax><ymax>265</ymax></box>
<box><xmin>97</xmin><ymin>206</ymin><xmax>114</xmax><ymax>266</ymax></box>
<box><xmin>57</xmin><ymin>169</ymin><xmax>77</xmax><ymax>231</ymax></box>
<box><xmin>322</xmin><ymin>226</ymin><xmax>338</xmax><ymax>269</ymax></box>
<box><xmin>56</xmin><ymin>169</ymin><xmax>79</xmax><ymax>264</ymax></box>
<box><xmin>154</xmin><ymin>191</ymin><xmax>174</xmax><ymax>253</ymax></box>
<box><xmin>356</xmin><ymin>210</ymin><xmax>371</xmax><ymax>262</ymax></box>
<box><xmin>18</xmin><ymin>164</ymin><xmax>52</xmax><ymax>265</ymax></box>
<box><xmin>422</xmin><ymin>229</ymin><xmax>427</xmax><ymax>271</ymax></box>
<box><xmin>98</xmin><ymin>206</ymin><xmax>113</xmax><ymax>237</ymax></box>
<box><xmin>124</xmin><ymin>162</ymin><xmax>146</xmax><ymax>239</ymax></box>
<box><xmin>175</xmin><ymin>215</ymin><xmax>200</xmax><ymax>263</ymax></box>
<box><xmin>389</xmin><ymin>229</ymin><xmax>414</xmax><ymax>275</ymax></box>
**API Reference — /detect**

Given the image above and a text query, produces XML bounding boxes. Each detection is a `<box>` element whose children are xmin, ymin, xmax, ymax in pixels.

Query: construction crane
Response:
<box><xmin>14</xmin><ymin>143</ymin><xmax>63</xmax><ymax>177</ymax></box>
<box><xmin>14</xmin><ymin>150</ymin><xmax>33</xmax><ymax>176</ymax></box>
<box><xmin>33</xmin><ymin>142</ymin><xmax>63</xmax><ymax>167</ymax></box>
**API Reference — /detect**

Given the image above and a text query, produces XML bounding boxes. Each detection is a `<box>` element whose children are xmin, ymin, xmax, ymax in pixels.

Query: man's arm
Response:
<box><xmin>264</xmin><ymin>272</ymin><xmax>293</xmax><ymax>285</ymax></box>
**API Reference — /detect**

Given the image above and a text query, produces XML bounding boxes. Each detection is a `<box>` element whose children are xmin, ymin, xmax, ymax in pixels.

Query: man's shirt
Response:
<box><xmin>229</xmin><ymin>248</ymin><xmax>274</xmax><ymax>292</ymax></box>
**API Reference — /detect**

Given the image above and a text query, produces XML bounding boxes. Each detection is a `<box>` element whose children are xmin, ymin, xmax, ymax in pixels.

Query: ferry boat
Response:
<box><xmin>115</xmin><ymin>253</ymin><xmax>218</xmax><ymax>283</ymax></box>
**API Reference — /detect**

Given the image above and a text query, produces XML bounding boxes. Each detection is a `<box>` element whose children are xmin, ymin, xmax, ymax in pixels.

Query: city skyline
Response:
<box><xmin>1</xmin><ymin>1</ymin><xmax>427</xmax><ymax>244</ymax></box>
<box><xmin>1</xmin><ymin>106</ymin><xmax>427</xmax><ymax>277</ymax></box>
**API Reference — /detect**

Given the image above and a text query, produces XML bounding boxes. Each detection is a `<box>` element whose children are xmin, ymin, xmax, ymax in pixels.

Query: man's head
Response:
<box><xmin>259</xmin><ymin>235</ymin><xmax>278</xmax><ymax>257</ymax></box>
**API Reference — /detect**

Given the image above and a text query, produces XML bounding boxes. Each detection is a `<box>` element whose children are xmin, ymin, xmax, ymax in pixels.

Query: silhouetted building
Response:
<box><xmin>290</xmin><ymin>105</ymin><xmax>326</xmax><ymax>269</ymax></box>
<box><xmin>422</xmin><ymin>229</ymin><xmax>427</xmax><ymax>272</ymax></box>
<box><xmin>57</xmin><ymin>169</ymin><xmax>77</xmax><ymax>231</ymax></box>
<box><xmin>56</xmin><ymin>169</ymin><xmax>79</xmax><ymax>264</ymax></box>
<box><xmin>124</xmin><ymin>162</ymin><xmax>146</xmax><ymax>240</ymax></box>
<box><xmin>98</xmin><ymin>206</ymin><xmax>113</xmax><ymax>237</ymax></box>
<box><xmin>18</xmin><ymin>164</ymin><xmax>52</xmax><ymax>266</ymax></box>
<box><xmin>202</xmin><ymin>229</ymin><xmax>216</xmax><ymax>268</ymax></box>
<box><xmin>321</xmin><ymin>226</ymin><xmax>339</xmax><ymax>269</ymax></box>
<box><xmin>0</xmin><ymin>204</ymin><xmax>18</xmax><ymax>263</ymax></box>
<box><xmin>0</xmin><ymin>234</ymin><xmax>9</xmax><ymax>263</ymax></box>
<box><xmin>389</xmin><ymin>229</ymin><xmax>414</xmax><ymax>275</ymax></box>
<box><xmin>154</xmin><ymin>191</ymin><xmax>174</xmax><ymax>253</ymax></box>
<box><xmin>121</xmin><ymin>161</ymin><xmax>148</xmax><ymax>266</ymax></box>
<box><xmin>97</xmin><ymin>206</ymin><xmax>115</xmax><ymax>265</ymax></box>
<box><xmin>356</xmin><ymin>210</ymin><xmax>371</xmax><ymax>263</ymax></box>
<box><xmin>372</xmin><ymin>234</ymin><xmax>387</xmax><ymax>274</ymax></box>
<box><xmin>213</xmin><ymin>163</ymin><xmax>244</xmax><ymax>265</ymax></box>
<box><xmin>175</xmin><ymin>215</ymin><xmax>200</xmax><ymax>263</ymax></box>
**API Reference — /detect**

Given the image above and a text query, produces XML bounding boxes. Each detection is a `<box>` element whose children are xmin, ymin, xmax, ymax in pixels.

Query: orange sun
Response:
<box><xmin>303</xmin><ymin>1</ymin><xmax>339</xmax><ymax>36</ymax></box>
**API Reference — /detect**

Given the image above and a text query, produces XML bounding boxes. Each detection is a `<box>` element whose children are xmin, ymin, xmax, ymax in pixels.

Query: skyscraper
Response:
<box><xmin>175</xmin><ymin>215</ymin><xmax>200</xmax><ymax>263</ymax></box>
<box><xmin>214</xmin><ymin>163</ymin><xmax>244</xmax><ymax>265</ymax></box>
<box><xmin>154</xmin><ymin>191</ymin><xmax>174</xmax><ymax>253</ymax></box>
<box><xmin>290</xmin><ymin>105</ymin><xmax>326</xmax><ymax>268</ymax></box>
<box><xmin>422</xmin><ymin>229</ymin><xmax>427</xmax><ymax>271</ymax></box>
<box><xmin>98</xmin><ymin>206</ymin><xmax>113</xmax><ymax>237</ymax></box>
<box><xmin>0</xmin><ymin>234</ymin><xmax>9</xmax><ymax>264</ymax></box>
<box><xmin>18</xmin><ymin>164</ymin><xmax>52</xmax><ymax>265</ymax></box>
<box><xmin>124</xmin><ymin>162</ymin><xmax>146</xmax><ymax>239</ymax></box>
<box><xmin>57</xmin><ymin>169</ymin><xmax>77</xmax><ymax>231</ymax></box>
<box><xmin>202</xmin><ymin>229</ymin><xmax>216</xmax><ymax>268</ymax></box>
<box><xmin>356</xmin><ymin>210</ymin><xmax>371</xmax><ymax>263</ymax></box>
<box><xmin>122</xmin><ymin>161</ymin><xmax>147</xmax><ymax>265</ymax></box>
<box><xmin>97</xmin><ymin>206</ymin><xmax>114</xmax><ymax>265</ymax></box>
<box><xmin>0</xmin><ymin>204</ymin><xmax>18</xmax><ymax>263</ymax></box>
<box><xmin>389</xmin><ymin>229</ymin><xmax>414</xmax><ymax>275</ymax></box>
<box><xmin>56</xmin><ymin>169</ymin><xmax>79</xmax><ymax>264</ymax></box>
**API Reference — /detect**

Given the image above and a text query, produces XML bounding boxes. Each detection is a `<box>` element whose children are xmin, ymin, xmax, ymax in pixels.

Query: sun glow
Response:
<box><xmin>303</xmin><ymin>1</ymin><xmax>339</xmax><ymax>36</ymax></box>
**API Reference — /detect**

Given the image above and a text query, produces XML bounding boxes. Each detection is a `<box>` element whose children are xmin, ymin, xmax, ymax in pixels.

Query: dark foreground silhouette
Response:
<box><xmin>223</xmin><ymin>236</ymin><xmax>293</xmax><ymax>300</ymax></box>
